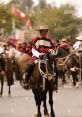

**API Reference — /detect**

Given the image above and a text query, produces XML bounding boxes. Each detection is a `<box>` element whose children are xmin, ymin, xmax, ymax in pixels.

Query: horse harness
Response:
<box><xmin>37</xmin><ymin>59</ymin><xmax>56</xmax><ymax>91</ymax></box>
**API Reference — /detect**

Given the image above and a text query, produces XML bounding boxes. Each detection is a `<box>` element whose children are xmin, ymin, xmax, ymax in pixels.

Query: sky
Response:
<box><xmin>1</xmin><ymin>0</ymin><xmax>82</xmax><ymax>17</ymax></box>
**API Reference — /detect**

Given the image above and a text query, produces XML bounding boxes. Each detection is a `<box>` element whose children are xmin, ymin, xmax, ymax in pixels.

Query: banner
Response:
<box><xmin>12</xmin><ymin>7</ymin><xmax>26</xmax><ymax>20</ymax></box>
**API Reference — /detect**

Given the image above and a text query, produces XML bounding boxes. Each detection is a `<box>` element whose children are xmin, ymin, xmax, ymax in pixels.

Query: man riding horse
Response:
<box><xmin>23</xmin><ymin>25</ymin><xmax>55</xmax><ymax>88</ymax></box>
<box><xmin>73</xmin><ymin>35</ymin><xmax>82</xmax><ymax>83</ymax></box>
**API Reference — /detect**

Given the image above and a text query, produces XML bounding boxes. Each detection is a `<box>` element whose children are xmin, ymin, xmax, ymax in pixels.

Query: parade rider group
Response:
<box><xmin>0</xmin><ymin>25</ymin><xmax>82</xmax><ymax>88</ymax></box>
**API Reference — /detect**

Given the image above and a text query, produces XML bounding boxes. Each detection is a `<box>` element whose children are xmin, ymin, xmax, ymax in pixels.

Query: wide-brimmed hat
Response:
<box><xmin>35</xmin><ymin>25</ymin><xmax>48</xmax><ymax>31</ymax></box>
<box><xmin>76</xmin><ymin>36</ymin><xmax>82</xmax><ymax>41</ymax></box>
<box><xmin>62</xmin><ymin>38</ymin><xmax>67</xmax><ymax>42</ymax></box>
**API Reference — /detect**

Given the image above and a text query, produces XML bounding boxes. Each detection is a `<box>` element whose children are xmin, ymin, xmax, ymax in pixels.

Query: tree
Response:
<box><xmin>0</xmin><ymin>5</ymin><xmax>12</xmax><ymax>35</ymax></box>
<box><xmin>32</xmin><ymin>4</ymin><xmax>82</xmax><ymax>40</ymax></box>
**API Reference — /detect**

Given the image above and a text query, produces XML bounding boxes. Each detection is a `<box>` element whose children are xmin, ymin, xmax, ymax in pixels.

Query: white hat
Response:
<box><xmin>36</xmin><ymin>25</ymin><xmax>48</xmax><ymax>31</ymax></box>
<box><xmin>76</xmin><ymin>36</ymin><xmax>82</xmax><ymax>41</ymax></box>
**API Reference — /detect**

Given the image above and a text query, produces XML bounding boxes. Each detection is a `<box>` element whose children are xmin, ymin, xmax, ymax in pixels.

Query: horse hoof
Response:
<box><xmin>44</xmin><ymin>113</ymin><xmax>49</xmax><ymax>117</ymax></box>
<box><xmin>0</xmin><ymin>92</ymin><xmax>3</xmax><ymax>96</ymax></box>
<box><xmin>76</xmin><ymin>82</ymin><xmax>79</xmax><ymax>88</ymax></box>
<box><xmin>44</xmin><ymin>111</ymin><xmax>49</xmax><ymax>117</ymax></box>
<box><xmin>0</xmin><ymin>94</ymin><xmax>2</xmax><ymax>97</ymax></box>
<box><xmin>50</xmin><ymin>112</ymin><xmax>55</xmax><ymax>117</ymax></box>
<box><xmin>35</xmin><ymin>113</ymin><xmax>42</xmax><ymax>117</ymax></box>
<box><xmin>50</xmin><ymin>115</ymin><xmax>55</xmax><ymax>117</ymax></box>
<box><xmin>44</xmin><ymin>114</ymin><xmax>49</xmax><ymax>117</ymax></box>
<box><xmin>8</xmin><ymin>93</ymin><xmax>11</xmax><ymax>97</ymax></box>
<box><xmin>76</xmin><ymin>85</ymin><xmax>79</xmax><ymax>88</ymax></box>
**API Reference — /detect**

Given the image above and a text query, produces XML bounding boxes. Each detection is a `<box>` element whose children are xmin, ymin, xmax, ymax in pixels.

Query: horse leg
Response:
<box><xmin>33</xmin><ymin>90</ymin><xmax>42</xmax><ymax>117</ymax></box>
<box><xmin>66</xmin><ymin>69</ymin><xmax>71</xmax><ymax>84</ymax></box>
<box><xmin>8</xmin><ymin>85</ymin><xmax>11</xmax><ymax>96</ymax></box>
<box><xmin>49</xmin><ymin>90</ymin><xmax>55</xmax><ymax>117</ymax></box>
<box><xmin>42</xmin><ymin>91</ymin><xmax>49</xmax><ymax>116</ymax></box>
<box><xmin>71</xmin><ymin>71</ymin><xmax>79</xmax><ymax>88</ymax></box>
<box><xmin>19</xmin><ymin>73</ymin><xmax>22</xmax><ymax>85</ymax></box>
<box><xmin>61</xmin><ymin>71</ymin><xmax>66</xmax><ymax>84</ymax></box>
<box><xmin>0</xmin><ymin>77</ymin><xmax>4</xmax><ymax>96</ymax></box>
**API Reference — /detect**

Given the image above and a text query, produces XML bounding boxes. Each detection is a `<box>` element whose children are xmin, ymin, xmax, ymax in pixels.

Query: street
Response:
<box><xmin>0</xmin><ymin>81</ymin><xmax>82</xmax><ymax>117</ymax></box>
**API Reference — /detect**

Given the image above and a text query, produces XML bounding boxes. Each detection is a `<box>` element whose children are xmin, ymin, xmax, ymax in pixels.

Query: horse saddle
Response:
<box><xmin>57</xmin><ymin>59</ymin><xmax>65</xmax><ymax>70</ymax></box>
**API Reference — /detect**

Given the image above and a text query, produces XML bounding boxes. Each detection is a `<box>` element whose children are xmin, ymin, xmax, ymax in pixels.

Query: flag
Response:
<box><xmin>26</xmin><ymin>19</ymin><xmax>32</xmax><ymax>29</ymax></box>
<box><xmin>12</xmin><ymin>7</ymin><xmax>26</xmax><ymax>20</ymax></box>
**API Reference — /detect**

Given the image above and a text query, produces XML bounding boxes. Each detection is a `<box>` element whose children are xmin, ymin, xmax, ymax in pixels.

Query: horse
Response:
<box><xmin>56</xmin><ymin>47</ymin><xmax>71</xmax><ymax>84</ymax></box>
<box><xmin>0</xmin><ymin>53</ymin><xmax>14</xmax><ymax>96</ymax></box>
<box><xmin>5</xmin><ymin>56</ymin><xmax>14</xmax><ymax>95</ymax></box>
<box><xmin>65</xmin><ymin>53</ymin><xmax>79</xmax><ymax>87</ymax></box>
<box><xmin>56</xmin><ymin>47</ymin><xmax>80</xmax><ymax>87</ymax></box>
<box><xmin>8</xmin><ymin>47</ymin><xmax>31</xmax><ymax>84</ymax></box>
<box><xmin>28</xmin><ymin>53</ymin><xmax>58</xmax><ymax>117</ymax></box>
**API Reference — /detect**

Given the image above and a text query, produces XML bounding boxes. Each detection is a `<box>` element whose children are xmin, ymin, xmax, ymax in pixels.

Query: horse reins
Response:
<box><xmin>38</xmin><ymin>60</ymin><xmax>55</xmax><ymax>91</ymax></box>
<box><xmin>56</xmin><ymin>50</ymin><xmax>78</xmax><ymax>65</ymax></box>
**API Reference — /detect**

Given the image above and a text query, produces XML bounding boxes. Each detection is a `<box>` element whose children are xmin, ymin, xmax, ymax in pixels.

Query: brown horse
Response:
<box><xmin>56</xmin><ymin>47</ymin><xmax>72</xmax><ymax>84</ymax></box>
<box><xmin>0</xmin><ymin>54</ymin><xmax>14</xmax><ymax>96</ymax></box>
<box><xmin>29</xmin><ymin>53</ymin><xmax>58</xmax><ymax>117</ymax></box>
<box><xmin>56</xmin><ymin>47</ymin><xmax>80</xmax><ymax>85</ymax></box>
<box><xmin>8</xmin><ymin>47</ymin><xmax>31</xmax><ymax>84</ymax></box>
<box><xmin>5</xmin><ymin>57</ymin><xmax>14</xmax><ymax>95</ymax></box>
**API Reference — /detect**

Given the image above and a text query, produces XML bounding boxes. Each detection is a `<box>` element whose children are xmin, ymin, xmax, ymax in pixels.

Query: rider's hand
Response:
<box><xmin>48</xmin><ymin>49</ymin><xmax>55</xmax><ymax>54</ymax></box>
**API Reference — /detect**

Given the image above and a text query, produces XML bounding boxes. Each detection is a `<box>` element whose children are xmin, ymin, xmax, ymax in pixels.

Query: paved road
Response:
<box><xmin>0</xmin><ymin>81</ymin><xmax>82</xmax><ymax>117</ymax></box>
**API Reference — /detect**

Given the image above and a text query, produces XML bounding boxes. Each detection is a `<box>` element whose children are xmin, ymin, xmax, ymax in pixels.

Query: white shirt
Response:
<box><xmin>0</xmin><ymin>46</ymin><xmax>4</xmax><ymax>54</ymax></box>
<box><xmin>73</xmin><ymin>41</ymin><xmax>81</xmax><ymax>50</ymax></box>
<box><xmin>8</xmin><ymin>47</ymin><xmax>21</xmax><ymax>59</ymax></box>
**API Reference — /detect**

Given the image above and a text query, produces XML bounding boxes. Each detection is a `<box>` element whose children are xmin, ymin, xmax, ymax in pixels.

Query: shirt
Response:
<box><xmin>32</xmin><ymin>36</ymin><xmax>53</xmax><ymax>53</ymax></box>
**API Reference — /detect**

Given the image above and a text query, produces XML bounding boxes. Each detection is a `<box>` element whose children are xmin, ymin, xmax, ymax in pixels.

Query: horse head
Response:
<box><xmin>32</xmin><ymin>52</ymin><xmax>57</xmax><ymax>90</ymax></box>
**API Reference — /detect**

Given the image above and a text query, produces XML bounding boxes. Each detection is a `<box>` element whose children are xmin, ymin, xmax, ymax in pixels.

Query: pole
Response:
<box><xmin>12</xmin><ymin>4</ymin><xmax>16</xmax><ymax>38</ymax></box>
<box><xmin>79</xmin><ymin>53</ymin><xmax>82</xmax><ymax>84</ymax></box>
<box><xmin>12</xmin><ymin>18</ymin><xmax>16</xmax><ymax>38</ymax></box>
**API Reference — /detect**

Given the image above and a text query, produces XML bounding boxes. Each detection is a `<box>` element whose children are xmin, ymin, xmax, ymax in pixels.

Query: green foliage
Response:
<box><xmin>0</xmin><ymin>5</ymin><xmax>12</xmax><ymax>35</ymax></box>
<box><xmin>0</xmin><ymin>3</ymin><xmax>27</xmax><ymax>35</ymax></box>
<box><xmin>32</xmin><ymin>4</ymin><xmax>82</xmax><ymax>41</ymax></box>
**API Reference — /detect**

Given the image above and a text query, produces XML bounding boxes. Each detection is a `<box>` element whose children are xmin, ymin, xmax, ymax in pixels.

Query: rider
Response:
<box><xmin>23</xmin><ymin>25</ymin><xmax>54</xmax><ymax>87</ymax></box>
<box><xmin>59</xmin><ymin>38</ymin><xmax>73</xmax><ymax>53</ymax></box>
<box><xmin>73</xmin><ymin>35</ymin><xmax>82</xmax><ymax>83</ymax></box>
<box><xmin>73</xmin><ymin>36</ymin><xmax>82</xmax><ymax>51</ymax></box>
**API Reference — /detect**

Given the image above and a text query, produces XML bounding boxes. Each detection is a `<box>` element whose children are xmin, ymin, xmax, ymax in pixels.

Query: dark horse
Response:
<box><xmin>30</xmin><ymin>53</ymin><xmax>58</xmax><ymax>117</ymax></box>
<box><xmin>0</xmin><ymin>54</ymin><xmax>14</xmax><ymax>96</ymax></box>
<box><xmin>57</xmin><ymin>47</ymin><xmax>80</xmax><ymax>86</ymax></box>
<box><xmin>56</xmin><ymin>47</ymin><xmax>71</xmax><ymax>84</ymax></box>
<box><xmin>65</xmin><ymin>53</ymin><xmax>79</xmax><ymax>86</ymax></box>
